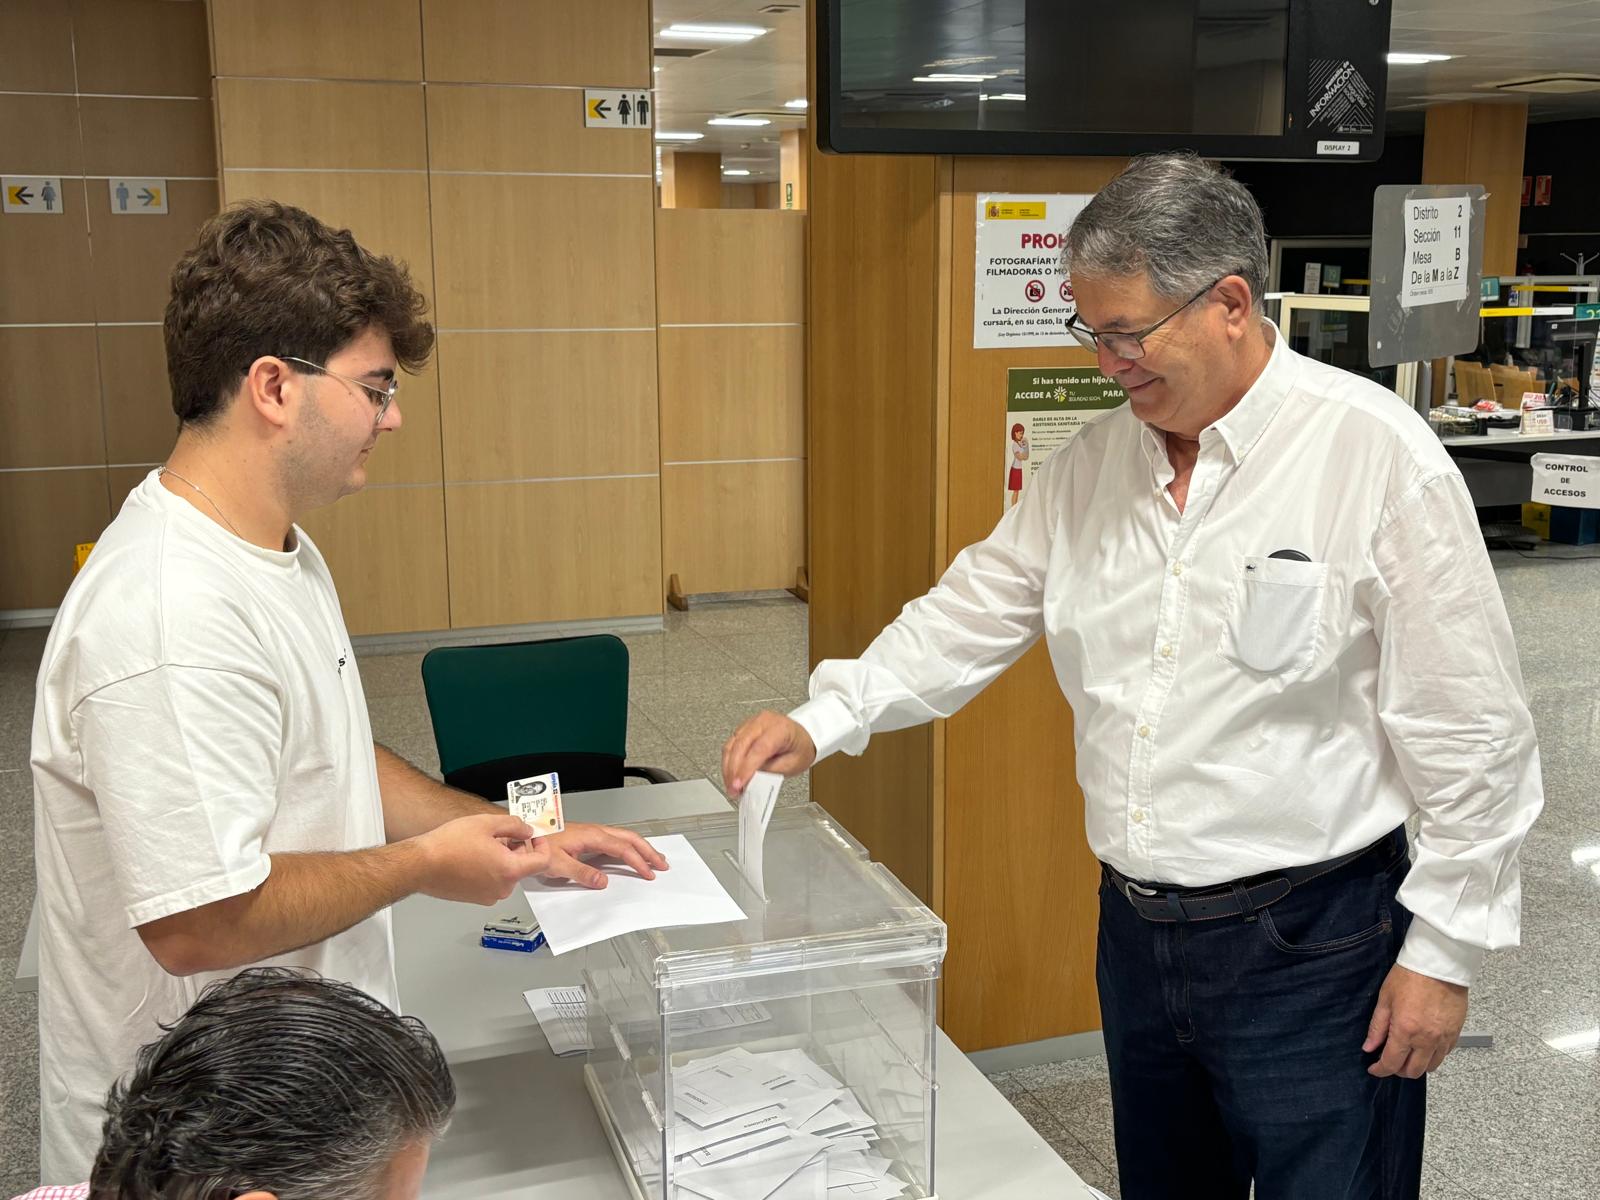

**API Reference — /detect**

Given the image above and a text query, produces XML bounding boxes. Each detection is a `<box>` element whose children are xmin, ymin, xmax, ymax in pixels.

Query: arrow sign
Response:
<box><xmin>3</xmin><ymin>176</ymin><xmax>63</xmax><ymax>215</ymax></box>
<box><xmin>107</xmin><ymin>177</ymin><xmax>168</xmax><ymax>215</ymax></box>
<box><xmin>584</xmin><ymin>88</ymin><xmax>642</xmax><ymax>130</ymax></box>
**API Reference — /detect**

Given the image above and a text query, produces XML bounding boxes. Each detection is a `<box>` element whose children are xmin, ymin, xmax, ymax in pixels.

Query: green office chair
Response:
<box><xmin>421</xmin><ymin>634</ymin><xmax>676</xmax><ymax>802</ymax></box>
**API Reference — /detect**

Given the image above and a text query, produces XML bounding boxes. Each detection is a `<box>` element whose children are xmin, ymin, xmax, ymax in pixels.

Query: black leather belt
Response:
<box><xmin>1103</xmin><ymin>829</ymin><xmax>1402</xmax><ymax>924</ymax></box>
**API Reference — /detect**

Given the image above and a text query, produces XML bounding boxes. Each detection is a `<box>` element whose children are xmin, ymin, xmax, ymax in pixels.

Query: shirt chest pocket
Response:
<box><xmin>1217</xmin><ymin>556</ymin><xmax>1329</xmax><ymax>674</ymax></box>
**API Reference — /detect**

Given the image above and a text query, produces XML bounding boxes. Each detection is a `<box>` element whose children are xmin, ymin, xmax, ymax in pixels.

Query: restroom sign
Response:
<box><xmin>107</xmin><ymin>178</ymin><xmax>168</xmax><ymax>214</ymax></box>
<box><xmin>3</xmin><ymin>176</ymin><xmax>64</xmax><ymax>214</ymax></box>
<box><xmin>585</xmin><ymin>88</ymin><xmax>651</xmax><ymax>129</ymax></box>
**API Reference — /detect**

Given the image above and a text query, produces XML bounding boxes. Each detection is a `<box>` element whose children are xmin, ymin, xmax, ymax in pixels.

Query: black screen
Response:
<box><xmin>820</xmin><ymin>0</ymin><xmax>1392</xmax><ymax>161</ymax></box>
<box><xmin>837</xmin><ymin>0</ymin><xmax>1290</xmax><ymax>137</ymax></box>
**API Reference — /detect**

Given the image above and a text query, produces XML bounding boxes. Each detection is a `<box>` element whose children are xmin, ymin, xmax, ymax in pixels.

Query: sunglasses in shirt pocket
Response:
<box><xmin>1218</xmin><ymin>555</ymin><xmax>1330</xmax><ymax>675</ymax></box>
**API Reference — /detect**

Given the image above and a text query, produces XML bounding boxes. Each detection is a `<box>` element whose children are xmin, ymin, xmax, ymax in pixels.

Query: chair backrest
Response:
<box><xmin>1490</xmin><ymin>363</ymin><xmax>1539</xmax><ymax>404</ymax></box>
<box><xmin>1455</xmin><ymin>361</ymin><xmax>1497</xmax><ymax>405</ymax></box>
<box><xmin>421</xmin><ymin>635</ymin><xmax>631</xmax><ymax>797</ymax></box>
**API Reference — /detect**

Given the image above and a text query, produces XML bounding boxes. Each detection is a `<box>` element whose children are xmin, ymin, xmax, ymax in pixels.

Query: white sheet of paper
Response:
<box><xmin>524</xmin><ymin>834</ymin><xmax>745</xmax><ymax>955</ymax></box>
<box><xmin>825</xmin><ymin>1177</ymin><xmax>907</xmax><ymax>1199</ymax></box>
<box><xmin>769</xmin><ymin>1157</ymin><xmax>827</xmax><ymax>1200</ymax></box>
<box><xmin>673</xmin><ymin>1108</ymin><xmax>787</xmax><ymax>1158</ymax></box>
<box><xmin>737</xmin><ymin>770</ymin><xmax>781</xmax><ymax>899</ymax></box>
<box><xmin>686</xmin><ymin>1123</ymin><xmax>792</xmax><ymax>1166</ymax></box>
<box><xmin>825</xmin><ymin>1151</ymin><xmax>894</xmax><ymax>1185</ymax></box>
<box><xmin>676</xmin><ymin>1132</ymin><xmax>830</xmax><ymax>1200</ymax></box>
<box><xmin>521</xmin><ymin>985</ymin><xmax>590</xmax><ymax>1055</ymax></box>
<box><xmin>747</xmin><ymin>1048</ymin><xmax>843</xmax><ymax>1092</ymax></box>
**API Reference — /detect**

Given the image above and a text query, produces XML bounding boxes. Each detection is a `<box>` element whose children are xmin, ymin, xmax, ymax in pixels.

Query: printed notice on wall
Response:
<box><xmin>1531</xmin><ymin>453</ymin><xmax>1600</xmax><ymax>509</ymax></box>
<box><xmin>1400</xmin><ymin>194</ymin><xmax>1470</xmax><ymax>308</ymax></box>
<box><xmin>1004</xmin><ymin>367</ymin><xmax>1126</xmax><ymax>513</ymax></box>
<box><xmin>974</xmin><ymin>193</ymin><xmax>1094</xmax><ymax>349</ymax></box>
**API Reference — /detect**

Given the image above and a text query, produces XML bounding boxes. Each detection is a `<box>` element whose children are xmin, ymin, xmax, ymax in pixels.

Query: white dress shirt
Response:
<box><xmin>792</xmin><ymin>324</ymin><xmax>1542</xmax><ymax>987</ymax></box>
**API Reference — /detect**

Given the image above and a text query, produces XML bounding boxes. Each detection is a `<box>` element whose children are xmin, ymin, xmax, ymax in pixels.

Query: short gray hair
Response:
<box><xmin>90</xmin><ymin>969</ymin><xmax>455</xmax><ymax>1200</ymax></box>
<box><xmin>1064</xmin><ymin>153</ymin><xmax>1269</xmax><ymax>312</ymax></box>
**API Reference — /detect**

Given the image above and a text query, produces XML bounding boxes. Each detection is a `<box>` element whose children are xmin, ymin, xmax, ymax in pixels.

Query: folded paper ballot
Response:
<box><xmin>668</xmin><ymin>1047</ymin><xmax>904</xmax><ymax>1200</ymax></box>
<box><xmin>737</xmin><ymin>771</ymin><xmax>782</xmax><ymax>899</ymax></box>
<box><xmin>524</xmin><ymin>833</ymin><xmax>745</xmax><ymax>955</ymax></box>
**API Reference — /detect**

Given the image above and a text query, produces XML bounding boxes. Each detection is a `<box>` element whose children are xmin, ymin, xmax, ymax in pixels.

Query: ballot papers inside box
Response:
<box><xmin>580</xmin><ymin>804</ymin><xmax>947</xmax><ymax>1200</ymax></box>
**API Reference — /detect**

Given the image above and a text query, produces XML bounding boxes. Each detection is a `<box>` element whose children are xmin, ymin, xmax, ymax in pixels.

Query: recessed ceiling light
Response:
<box><xmin>723</xmin><ymin>168</ymin><xmax>752</xmax><ymax>176</ymax></box>
<box><xmin>784</xmin><ymin>98</ymin><xmax>808</xmax><ymax>109</ymax></box>
<box><xmin>659</xmin><ymin>23</ymin><xmax>768</xmax><ymax>42</ymax></box>
<box><xmin>708</xmin><ymin>117</ymin><xmax>770</xmax><ymax>126</ymax></box>
<box><xmin>988</xmin><ymin>93</ymin><xmax>1026</xmax><ymax>101</ymax></box>
<box><xmin>913</xmin><ymin>73</ymin><xmax>996</xmax><ymax>83</ymax></box>
<box><xmin>655</xmin><ymin>131</ymin><xmax>705</xmax><ymax>141</ymax></box>
<box><xmin>1387</xmin><ymin>52</ymin><xmax>1453</xmax><ymax>65</ymax></box>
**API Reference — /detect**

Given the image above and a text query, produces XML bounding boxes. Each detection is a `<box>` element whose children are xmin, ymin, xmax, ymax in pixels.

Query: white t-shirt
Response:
<box><xmin>30</xmin><ymin>470</ymin><xmax>396</xmax><ymax>1182</ymax></box>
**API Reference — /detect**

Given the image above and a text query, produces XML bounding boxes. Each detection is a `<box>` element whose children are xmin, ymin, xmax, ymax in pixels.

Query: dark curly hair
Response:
<box><xmin>163</xmin><ymin>200</ymin><xmax>435</xmax><ymax>427</ymax></box>
<box><xmin>88</xmin><ymin>968</ymin><xmax>455</xmax><ymax>1200</ymax></box>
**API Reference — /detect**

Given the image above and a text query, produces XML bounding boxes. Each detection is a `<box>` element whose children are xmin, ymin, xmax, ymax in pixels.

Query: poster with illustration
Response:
<box><xmin>1004</xmin><ymin>367</ymin><xmax>1127</xmax><ymax>512</ymax></box>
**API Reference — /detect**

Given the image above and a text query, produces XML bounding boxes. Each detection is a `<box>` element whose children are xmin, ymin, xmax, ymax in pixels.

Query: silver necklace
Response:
<box><xmin>158</xmin><ymin>466</ymin><xmax>244</xmax><ymax>539</ymax></box>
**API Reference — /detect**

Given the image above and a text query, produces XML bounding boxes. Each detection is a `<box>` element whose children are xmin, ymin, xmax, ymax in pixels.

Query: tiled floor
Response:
<box><xmin>2</xmin><ymin>556</ymin><xmax>1598</xmax><ymax>1195</ymax></box>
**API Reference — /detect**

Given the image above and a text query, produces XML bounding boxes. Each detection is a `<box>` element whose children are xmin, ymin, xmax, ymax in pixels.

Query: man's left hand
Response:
<box><xmin>1363</xmin><ymin>963</ymin><xmax>1468</xmax><ymax>1078</ymax></box>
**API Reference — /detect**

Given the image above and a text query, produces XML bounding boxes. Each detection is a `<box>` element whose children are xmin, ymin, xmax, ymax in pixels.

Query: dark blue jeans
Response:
<box><xmin>1096</xmin><ymin>828</ymin><xmax>1425</xmax><ymax>1199</ymax></box>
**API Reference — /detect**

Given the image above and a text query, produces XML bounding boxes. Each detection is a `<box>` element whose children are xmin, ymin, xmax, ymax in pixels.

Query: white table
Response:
<box><xmin>17</xmin><ymin>780</ymin><xmax>1091</xmax><ymax>1197</ymax></box>
<box><xmin>1440</xmin><ymin>427</ymin><xmax>1600</xmax><ymax>447</ymax></box>
<box><xmin>403</xmin><ymin>780</ymin><xmax>1091</xmax><ymax>1198</ymax></box>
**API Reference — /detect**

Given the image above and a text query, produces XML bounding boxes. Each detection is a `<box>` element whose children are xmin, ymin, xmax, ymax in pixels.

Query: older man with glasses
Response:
<box><xmin>721</xmin><ymin>153</ymin><xmax>1542</xmax><ymax>1198</ymax></box>
<box><xmin>29</xmin><ymin>200</ymin><xmax>668</xmax><ymax>1182</ymax></box>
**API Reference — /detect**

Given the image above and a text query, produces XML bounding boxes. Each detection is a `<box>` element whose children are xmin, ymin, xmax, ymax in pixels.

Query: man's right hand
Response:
<box><xmin>721</xmin><ymin>710</ymin><xmax>817</xmax><ymax>798</ymax></box>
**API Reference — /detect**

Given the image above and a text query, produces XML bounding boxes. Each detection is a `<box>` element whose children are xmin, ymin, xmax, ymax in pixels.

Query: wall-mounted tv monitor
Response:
<box><xmin>818</xmin><ymin>0</ymin><xmax>1393</xmax><ymax>161</ymax></box>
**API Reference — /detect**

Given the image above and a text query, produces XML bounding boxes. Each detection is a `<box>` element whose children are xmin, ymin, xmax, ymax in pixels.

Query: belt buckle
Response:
<box><xmin>1122</xmin><ymin>878</ymin><xmax>1158</xmax><ymax>902</ymax></box>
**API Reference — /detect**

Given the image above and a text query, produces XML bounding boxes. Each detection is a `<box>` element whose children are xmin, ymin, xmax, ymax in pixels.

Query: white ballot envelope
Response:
<box><xmin>738</xmin><ymin>771</ymin><xmax>782</xmax><ymax>899</ymax></box>
<box><xmin>524</xmin><ymin>834</ymin><xmax>744</xmax><ymax>955</ymax></box>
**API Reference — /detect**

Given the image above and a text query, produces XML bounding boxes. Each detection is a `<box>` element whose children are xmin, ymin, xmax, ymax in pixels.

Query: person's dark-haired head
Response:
<box><xmin>88</xmin><ymin>968</ymin><xmax>455</xmax><ymax>1200</ymax></box>
<box><xmin>164</xmin><ymin>200</ymin><xmax>434</xmax><ymax>429</ymax></box>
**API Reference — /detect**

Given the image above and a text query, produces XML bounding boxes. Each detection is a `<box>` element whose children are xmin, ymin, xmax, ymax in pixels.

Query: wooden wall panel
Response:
<box><xmin>437</xmin><ymin>331</ymin><xmax>658</xmax><ymax>481</ymax></box>
<box><xmin>298</xmin><ymin>485</ymin><xmax>451</xmax><ymax>635</ymax></box>
<box><xmin>367</xmin><ymin>358</ymin><xmax>443</xmax><ymax>486</ymax></box>
<box><xmin>425</xmin><ymin>85</ymin><xmax>650</xmax><ymax>176</ymax></box>
<box><xmin>99</xmin><ymin>326</ymin><xmax>178</xmax><ymax>466</ymax></box>
<box><xmin>0</xmin><ymin>0</ymin><xmax>76</xmax><ymax>92</ymax></box>
<box><xmin>0</xmin><ymin>181</ymin><xmax>94</xmax><ymax>324</ymax></box>
<box><xmin>444</xmin><ymin>477</ymin><xmax>662</xmax><ymax>627</ymax></box>
<box><xmin>210</xmin><ymin>0</ymin><xmax>423</xmax><ymax>81</ymax></box>
<box><xmin>220</xmin><ymin>169</ymin><xmax>436</xmax><ymax>297</ymax></box>
<box><xmin>72</xmin><ymin>0</ymin><xmax>210</xmax><ymax>96</ymax></box>
<box><xmin>939</xmin><ymin>156</ymin><xmax>1124</xmax><ymax>1050</ymax></box>
<box><xmin>430</xmin><ymin>175</ymin><xmax>656</xmax><ymax>329</ymax></box>
<box><xmin>79</xmin><ymin>97</ymin><xmax>216</xmax><ymax>177</ymax></box>
<box><xmin>658</xmin><ymin>326</ymin><xmax>804</xmax><ymax>463</ymax></box>
<box><xmin>109</xmin><ymin>466</ymin><xmax>154</xmax><ymax>515</ymax></box>
<box><xmin>0</xmin><ymin>328</ymin><xmax>105</xmax><ymax>468</ymax></box>
<box><xmin>86</xmin><ymin>179</ymin><xmax>218</xmax><ymax>323</ymax></box>
<box><xmin>215</xmin><ymin>79</ymin><xmax>427</xmax><ymax>170</ymax></box>
<box><xmin>662</xmin><ymin>462</ymin><xmax>804</xmax><ymax>596</ymax></box>
<box><xmin>807</xmin><ymin>149</ymin><xmax>943</xmax><ymax>905</ymax></box>
<box><xmin>1423</xmin><ymin>101</ymin><xmax>1528</xmax><ymax>278</ymax></box>
<box><xmin>421</xmin><ymin>0</ymin><xmax>650</xmax><ymax>87</ymax></box>
<box><xmin>656</xmin><ymin>210</ymin><xmax>807</xmax><ymax>324</ymax></box>
<box><xmin>0</xmin><ymin>470</ymin><xmax>111</xmax><ymax>611</ymax></box>
<box><xmin>661</xmin><ymin>152</ymin><xmax>723</xmax><ymax>210</ymax></box>
<box><xmin>0</xmin><ymin>94</ymin><xmax>86</xmax><ymax>175</ymax></box>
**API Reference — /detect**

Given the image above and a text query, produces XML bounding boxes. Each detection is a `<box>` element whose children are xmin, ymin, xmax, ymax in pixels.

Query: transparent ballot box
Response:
<box><xmin>582</xmin><ymin>803</ymin><xmax>947</xmax><ymax>1200</ymax></box>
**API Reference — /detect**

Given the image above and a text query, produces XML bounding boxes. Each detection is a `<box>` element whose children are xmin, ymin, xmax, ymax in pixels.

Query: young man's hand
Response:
<box><xmin>414</xmin><ymin>815</ymin><xmax>667</xmax><ymax>903</ymax></box>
